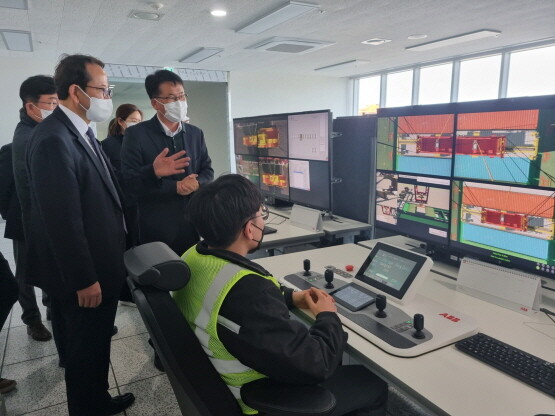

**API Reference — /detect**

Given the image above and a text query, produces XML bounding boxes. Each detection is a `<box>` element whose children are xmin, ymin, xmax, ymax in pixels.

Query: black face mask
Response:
<box><xmin>248</xmin><ymin>222</ymin><xmax>264</xmax><ymax>254</ymax></box>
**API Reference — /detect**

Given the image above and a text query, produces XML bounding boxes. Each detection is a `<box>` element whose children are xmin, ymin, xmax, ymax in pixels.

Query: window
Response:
<box><xmin>358</xmin><ymin>75</ymin><xmax>381</xmax><ymax>114</ymax></box>
<box><xmin>419</xmin><ymin>63</ymin><xmax>453</xmax><ymax>105</ymax></box>
<box><xmin>507</xmin><ymin>45</ymin><xmax>555</xmax><ymax>97</ymax></box>
<box><xmin>458</xmin><ymin>54</ymin><xmax>501</xmax><ymax>102</ymax></box>
<box><xmin>386</xmin><ymin>70</ymin><xmax>413</xmax><ymax>107</ymax></box>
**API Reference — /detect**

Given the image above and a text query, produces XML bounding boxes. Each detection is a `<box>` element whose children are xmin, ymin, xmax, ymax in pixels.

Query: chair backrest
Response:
<box><xmin>124</xmin><ymin>242</ymin><xmax>243</xmax><ymax>416</ymax></box>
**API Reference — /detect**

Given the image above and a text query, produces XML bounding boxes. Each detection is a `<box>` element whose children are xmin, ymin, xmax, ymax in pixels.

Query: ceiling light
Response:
<box><xmin>406</xmin><ymin>30</ymin><xmax>501</xmax><ymax>52</ymax></box>
<box><xmin>408</xmin><ymin>34</ymin><xmax>427</xmax><ymax>40</ymax></box>
<box><xmin>129</xmin><ymin>10</ymin><xmax>163</xmax><ymax>21</ymax></box>
<box><xmin>361</xmin><ymin>38</ymin><xmax>391</xmax><ymax>46</ymax></box>
<box><xmin>179</xmin><ymin>47</ymin><xmax>224</xmax><ymax>63</ymax></box>
<box><xmin>237</xmin><ymin>1</ymin><xmax>319</xmax><ymax>34</ymax></box>
<box><xmin>0</xmin><ymin>30</ymin><xmax>32</xmax><ymax>51</ymax></box>
<box><xmin>315</xmin><ymin>60</ymin><xmax>371</xmax><ymax>72</ymax></box>
<box><xmin>0</xmin><ymin>0</ymin><xmax>27</xmax><ymax>9</ymax></box>
<box><xmin>211</xmin><ymin>9</ymin><xmax>227</xmax><ymax>17</ymax></box>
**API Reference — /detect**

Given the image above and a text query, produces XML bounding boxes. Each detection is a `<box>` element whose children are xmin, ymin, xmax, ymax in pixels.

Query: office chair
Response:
<box><xmin>124</xmin><ymin>242</ymin><xmax>337</xmax><ymax>416</ymax></box>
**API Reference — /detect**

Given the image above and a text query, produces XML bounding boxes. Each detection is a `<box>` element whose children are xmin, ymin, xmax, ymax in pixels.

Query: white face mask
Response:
<box><xmin>78</xmin><ymin>86</ymin><xmax>113</xmax><ymax>122</ymax></box>
<box><xmin>125</xmin><ymin>121</ymin><xmax>138</xmax><ymax>128</ymax></box>
<box><xmin>157</xmin><ymin>99</ymin><xmax>188</xmax><ymax>123</ymax></box>
<box><xmin>31</xmin><ymin>104</ymin><xmax>53</xmax><ymax>120</ymax></box>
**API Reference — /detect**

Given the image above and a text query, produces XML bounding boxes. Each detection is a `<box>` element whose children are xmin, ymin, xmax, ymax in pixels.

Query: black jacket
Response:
<box><xmin>25</xmin><ymin>106</ymin><xmax>136</xmax><ymax>297</ymax></box>
<box><xmin>121</xmin><ymin>116</ymin><xmax>213</xmax><ymax>254</ymax></box>
<box><xmin>0</xmin><ymin>144</ymin><xmax>23</xmax><ymax>240</ymax></box>
<box><xmin>196</xmin><ymin>242</ymin><xmax>347</xmax><ymax>384</ymax></box>
<box><xmin>101</xmin><ymin>134</ymin><xmax>123</xmax><ymax>182</ymax></box>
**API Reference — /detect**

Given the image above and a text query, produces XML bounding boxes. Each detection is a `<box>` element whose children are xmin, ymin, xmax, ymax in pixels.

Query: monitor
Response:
<box><xmin>450</xmin><ymin>180</ymin><xmax>555</xmax><ymax>279</ymax></box>
<box><xmin>235</xmin><ymin>154</ymin><xmax>260</xmax><ymax>186</ymax></box>
<box><xmin>259</xmin><ymin>157</ymin><xmax>289</xmax><ymax>201</ymax></box>
<box><xmin>288</xmin><ymin>111</ymin><xmax>330</xmax><ymax>161</ymax></box>
<box><xmin>453</xmin><ymin>108</ymin><xmax>555</xmax><ymax>186</ymax></box>
<box><xmin>288</xmin><ymin>159</ymin><xmax>331</xmax><ymax>211</ymax></box>
<box><xmin>354</xmin><ymin>242</ymin><xmax>433</xmax><ymax>304</ymax></box>
<box><xmin>256</xmin><ymin>115</ymin><xmax>289</xmax><ymax>158</ymax></box>
<box><xmin>376</xmin><ymin>113</ymin><xmax>455</xmax><ymax>177</ymax></box>
<box><xmin>233</xmin><ymin>118</ymin><xmax>259</xmax><ymax>156</ymax></box>
<box><xmin>375</xmin><ymin>170</ymin><xmax>451</xmax><ymax>246</ymax></box>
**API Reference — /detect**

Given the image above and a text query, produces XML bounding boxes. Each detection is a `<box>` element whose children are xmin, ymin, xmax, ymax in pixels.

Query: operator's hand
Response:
<box><xmin>304</xmin><ymin>287</ymin><xmax>337</xmax><ymax>315</ymax></box>
<box><xmin>153</xmin><ymin>148</ymin><xmax>190</xmax><ymax>177</ymax></box>
<box><xmin>177</xmin><ymin>174</ymin><xmax>199</xmax><ymax>195</ymax></box>
<box><xmin>292</xmin><ymin>290</ymin><xmax>311</xmax><ymax>309</ymax></box>
<box><xmin>77</xmin><ymin>281</ymin><xmax>102</xmax><ymax>308</ymax></box>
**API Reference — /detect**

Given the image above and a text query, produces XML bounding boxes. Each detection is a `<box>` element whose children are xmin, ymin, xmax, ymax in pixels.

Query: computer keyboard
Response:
<box><xmin>455</xmin><ymin>333</ymin><xmax>555</xmax><ymax>398</ymax></box>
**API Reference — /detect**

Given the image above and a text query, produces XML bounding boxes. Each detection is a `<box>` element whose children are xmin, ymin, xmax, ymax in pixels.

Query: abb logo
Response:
<box><xmin>439</xmin><ymin>313</ymin><xmax>460</xmax><ymax>323</ymax></box>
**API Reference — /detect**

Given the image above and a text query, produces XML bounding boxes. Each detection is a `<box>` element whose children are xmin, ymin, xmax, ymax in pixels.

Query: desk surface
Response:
<box><xmin>260</xmin><ymin>212</ymin><xmax>324</xmax><ymax>251</ymax></box>
<box><xmin>257</xmin><ymin>243</ymin><xmax>555</xmax><ymax>416</ymax></box>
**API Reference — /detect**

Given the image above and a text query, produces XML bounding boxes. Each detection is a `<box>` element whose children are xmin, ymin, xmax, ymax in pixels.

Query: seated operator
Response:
<box><xmin>173</xmin><ymin>174</ymin><xmax>388</xmax><ymax>415</ymax></box>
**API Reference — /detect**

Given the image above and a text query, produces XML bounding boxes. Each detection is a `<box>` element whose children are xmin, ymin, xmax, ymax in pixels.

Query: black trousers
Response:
<box><xmin>13</xmin><ymin>239</ymin><xmax>49</xmax><ymax>325</ymax></box>
<box><xmin>0</xmin><ymin>251</ymin><xmax>18</xmax><ymax>329</ymax></box>
<box><xmin>50</xmin><ymin>293</ymin><xmax>119</xmax><ymax>416</ymax></box>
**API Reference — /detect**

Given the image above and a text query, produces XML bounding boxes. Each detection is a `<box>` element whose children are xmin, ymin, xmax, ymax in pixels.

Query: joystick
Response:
<box><xmin>375</xmin><ymin>294</ymin><xmax>387</xmax><ymax>318</ymax></box>
<box><xmin>303</xmin><ymin>259</ymin><xmax>311</xmax><ymax>277</ymax></box>
<box><xmin>324</xmin><ymin>269</ymin><xmax>334</xmax><ymax>289</ymax></box>
<box><xmin>412</xmin><ymin>314</ymin><xmax>425</xmax><ymax>339</ymax></box>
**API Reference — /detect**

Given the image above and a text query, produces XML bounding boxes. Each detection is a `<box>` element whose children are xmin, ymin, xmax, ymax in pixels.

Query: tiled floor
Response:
<box><xmin>0</xmin><ymin>221</ymin><xmax>181</xmax><ymax>416</ymax></box>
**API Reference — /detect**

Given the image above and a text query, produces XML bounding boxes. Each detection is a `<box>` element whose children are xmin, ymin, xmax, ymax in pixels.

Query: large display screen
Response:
<box><xmin>450</xmin><ymin>180</ymin><xmax>555</xmax><ymax>277</ymax></box>
<box><xmin>288</xmin><ymin>159</ymin><xmax>331</xmax><ymax>211</ymax></box>
<box><xmin>259</xmin><ymin>157</ymin><xmax>290</xmax><ymax>200</ymax></box>
<box><xmin>375</xmin><ymin>171</ymin><xmax>451</xmax><ymax>246</ymax></box>
<box><xmin>235</xmin><ymin>154</ymin><xmax>260</xmax><ymax>186</ymax></box>
<box><xmin>288</xmin><ymin>111</ymin><xmax>329</xmax><ymax>161</ymax></box>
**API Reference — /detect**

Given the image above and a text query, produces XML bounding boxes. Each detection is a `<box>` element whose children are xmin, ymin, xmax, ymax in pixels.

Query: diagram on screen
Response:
<box><xmin>288</xmin><ymin>112</ymin><xmax>329</xmax><ymax>161</ymax></box>
<box><xmin>376</xmin><ymin>114</ymin><xmax>455</xmax><ymax>177</ymax></box>
<box><xmin>453</xmin><ymin>109</ymin><xmax>555</xmax><ymax>186</ymax></box>
<box><xmin>235</xmin><ymin>155</ymin><xmax>260</xmax><ymax>186</ymax></box>
<box><xmin>259</xmin><ymin>157</ymin><xmax>289</xmax><ymax>197</ymax></box>
<box><xmin>289</xmin><ymin>159</ymin><xmax>310</xmax><ymax>191</ymax></box>
<box><xmin>451</xmin><ymin>181</ymin><xmax>555</xmax><ymax>268</ymax></box>
<box><xmin>376</xmin><ymin>171</ymin><xmax>450</xmax><ymax>236</ymax></box>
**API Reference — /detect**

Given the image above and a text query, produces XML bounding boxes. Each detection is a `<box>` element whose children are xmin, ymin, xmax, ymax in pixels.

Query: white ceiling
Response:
<box><xmin>1</xmin><ymin>0</ymin><xmax>554</xmax><ymax>77</ymax></box>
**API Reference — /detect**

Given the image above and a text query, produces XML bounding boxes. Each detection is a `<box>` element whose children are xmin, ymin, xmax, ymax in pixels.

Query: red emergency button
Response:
<box><xmin>345</xmin><ymin>265</ymin><xmax>354</xmax><ymax>272</ymax></box>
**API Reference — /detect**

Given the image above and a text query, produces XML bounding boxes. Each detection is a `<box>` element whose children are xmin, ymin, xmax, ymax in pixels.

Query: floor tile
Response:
<box><xmin>112</xmin><ymin>305</ymin><xmax>147</xmax><ymax>341</ymax></box>
<box><xmin>2</xmin><ymin>355</ymin><xmax>117</xmax><ymax>415</ymax></box>
<box><xmin>3</xmin><ymin>323</ymin><xmax>57</xmax><ymax>365</ymax></box>
<box><xmin>9</xmin><ymin>300</ymin><xmax>49</xmax><ymax>328</ymax></box>
<box><xmin>0</xmin><ymin>328</ymin><xmax>8</xmax><ymax>368</ymax></box>
<box><xmin>110</xmin><ymin>333</ymin><xmax>163</xmax><ymax>387</ymax></box>
<box><xmin>122</xmin><ymin>374</ymin><xmax>180</xmax><ymax>416</ymax></box>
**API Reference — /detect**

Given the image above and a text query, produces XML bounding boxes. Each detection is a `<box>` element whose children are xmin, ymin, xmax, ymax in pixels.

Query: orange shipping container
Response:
<box><xmin>457</xmin><ymin>110</ymin><xmax>538</xmax><ymax>130</ymax></box>
<box><xmin>397</xmin><ymin>114</ymin><xmax>454</xmax><ymax>134</ymax></box>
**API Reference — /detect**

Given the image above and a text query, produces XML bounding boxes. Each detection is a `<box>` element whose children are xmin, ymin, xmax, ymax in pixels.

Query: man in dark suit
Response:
<box><xmin>0</xmin><ymin>250</ymin><xmax>19</xmax><ymax>393</ymax></box>
<box><xmin>121</xmin><ymin>69</ymin><xmax>214</xmax><ymax>256</ymax></box>
<box><xmin>4</xmin><ymin>75</ymin><xmax>58</xmax><ymax>342</ymax></box>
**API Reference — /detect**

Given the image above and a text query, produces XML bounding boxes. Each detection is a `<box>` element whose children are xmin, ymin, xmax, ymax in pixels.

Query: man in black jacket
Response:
<box><xmin>121</xmin><ymin>69</ymin><xmax>213</xmax><ymax>256</ymax></box>
<box><xmin>174</xmin><ymin>174</ymin><xmax>388</xmax><ymax>416</ymax></box>
<box><xmin>4</xmin><ymin>75</ymin><xmax>58</xmax><ymax>342</ymax></box>
<box><xmin>0</xmin><ymin>250</ymin><xmax>18</xmax><ymax>393</ymax></box>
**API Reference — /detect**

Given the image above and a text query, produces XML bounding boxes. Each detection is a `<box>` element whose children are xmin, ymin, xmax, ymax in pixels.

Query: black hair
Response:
<box><xmin>19</xmin><ymin>75</ymin><xmax>56</xmax><ymax>105</ymax></box>
<box><xmin>54</xmin><ymin>54</ymin><xmax>104</xmax><ymax>100</ymax></box>
<box><xmin>187</xmin><ymin>174</ymin><xmax>262</xmax><ymax>248</ymax></box>
<box><xmin>145</xmin><ymin>69</ymin><xmax>184</xmax><ymax>99</ymax></box>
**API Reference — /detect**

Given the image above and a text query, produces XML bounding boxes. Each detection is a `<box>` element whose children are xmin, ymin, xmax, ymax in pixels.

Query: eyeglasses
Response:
<box><xmin>155</xmin><ymin>93</ymin><xmax>188</xmax><ymax>102</ymax></box>
<box><xmin>243</xmin><ymin>204</ymin><xmax>269</xmax><ymax>228</ymax></box>
<box><xmin>86</xmin><ymin>85</ymin><xmax>113</xmax><ymax>98</ymax></box>
<box><xmin>37</xmin><ymin>101</ymin><xmax>58</xmax><ymax>108</ymax></box>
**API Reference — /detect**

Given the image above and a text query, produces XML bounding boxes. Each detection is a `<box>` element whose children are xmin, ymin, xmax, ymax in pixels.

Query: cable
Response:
<box><xmin>539</xmin><ymin>308</ymin><xmax>555</xmax><ymax>324</ymax></box>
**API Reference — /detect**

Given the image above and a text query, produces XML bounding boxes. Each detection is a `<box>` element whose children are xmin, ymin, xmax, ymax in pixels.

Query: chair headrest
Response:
<box><xmin>124</xmin><ymin>242</ymin><xmax>190</xmax><ymax>291</ymax></box>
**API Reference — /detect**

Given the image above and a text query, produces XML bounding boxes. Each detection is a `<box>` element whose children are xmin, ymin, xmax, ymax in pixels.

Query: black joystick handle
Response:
<box><xmin>303</xmin><ymin>259</ymin><xmax>311</xmax><ymax>276</ymax></box>
<box><xmin>375</xmin><ymin>294</ymin><xmax>387</xmax><ymax>318</ymax></box>
<box><xmin>412</xmin><ymin>314</ymin><xmax>425</xmax><ymax>339</ymax></box>
<box><xmin>324</xmin><ymin>269</ymin><xmax>334</xmax><ymax>289</ymax></box>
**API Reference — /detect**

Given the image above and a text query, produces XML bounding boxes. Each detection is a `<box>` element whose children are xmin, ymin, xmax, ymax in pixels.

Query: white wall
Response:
<box><xmin>0</xmin><ymin>56</ymin><xmax>57</xmax><ymax>147</ymax></box>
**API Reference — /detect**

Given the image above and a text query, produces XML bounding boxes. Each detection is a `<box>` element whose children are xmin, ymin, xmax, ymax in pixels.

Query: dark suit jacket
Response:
<box><xmin>101</xmin><ymin>134</ymin><xmax>123</xmax><ymax>182</ymax></box>
<box><xmin>25</xmin><ymin>106</ymin><xmax>134</xmax><ymax>298</ymax></box>
<box><xmin>121</xmin><ymin>115</ymin><xmax>213</xmax><ymax>254</ymax></box>
<box><xmin>0</xmin><ymin>143</ymin><xmax>23</xmax><ymax>240</ymax></box>
<box><xmin>11</xmin><ymin>109</ymin><xmax>38</xmax><ymax>241</ymax></box>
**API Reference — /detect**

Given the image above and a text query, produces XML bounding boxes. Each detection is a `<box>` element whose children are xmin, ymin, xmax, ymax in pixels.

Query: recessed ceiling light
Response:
<box><xmin>361</xmin><ymin>38</ymin><xmax>391</xmax><ymax>46</ymax></box>
<box><xmin>211</xmin><ymin>9</ymin><xmax>227</xmax><ymax>17</ymax></box>
<box><xmin>406</xmin><ymin>30</ymin><xmax>501</xmax><ymax>52</ymax></box>
<box><xmin>129</xmin><ymin>10</ymin><xmax>163</xmax><ymax>21</ymax></box>
<box><xmin>0</xmin><ymin>30</ymin><xmax>32</xmax><ymax>51</ymax></box>
<box><xmin>408</xmin><ymin>34</ymin><xmax>427</xmax><ymax>40</ymax></box>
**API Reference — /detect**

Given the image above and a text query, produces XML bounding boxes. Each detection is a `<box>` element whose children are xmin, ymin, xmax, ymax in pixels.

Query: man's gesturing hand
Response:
<box><xmin>153</xmin><ymin>148</ymin><xmax>190</xmax><ymax>177</ymax></box>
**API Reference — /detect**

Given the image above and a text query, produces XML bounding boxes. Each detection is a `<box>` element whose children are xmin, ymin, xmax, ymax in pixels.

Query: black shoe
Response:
<box><xmin>112</xmin><ymin>325</ymin><xmax>118</xmax><ymax>336</ymax></box>
<box><xmin>153</xmin><ymin>352</ymin><xmax>165</xmax><ymax>372</ymax></box>
<box><xmin>97</xmin><ymin>393</ymin><xmax>135</xmax><ymax>415</ymax></box>
<box><xmin>27</xmin><ymin>321</ymin><xmax>52</xmax><ymax>341</ymax></box>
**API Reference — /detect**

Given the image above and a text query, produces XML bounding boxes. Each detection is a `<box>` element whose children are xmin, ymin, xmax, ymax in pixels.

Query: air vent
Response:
<box><xmin>247</xmin><ymin>37</ymin><xmax>334</xmax><ymax>54</ymax></box>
